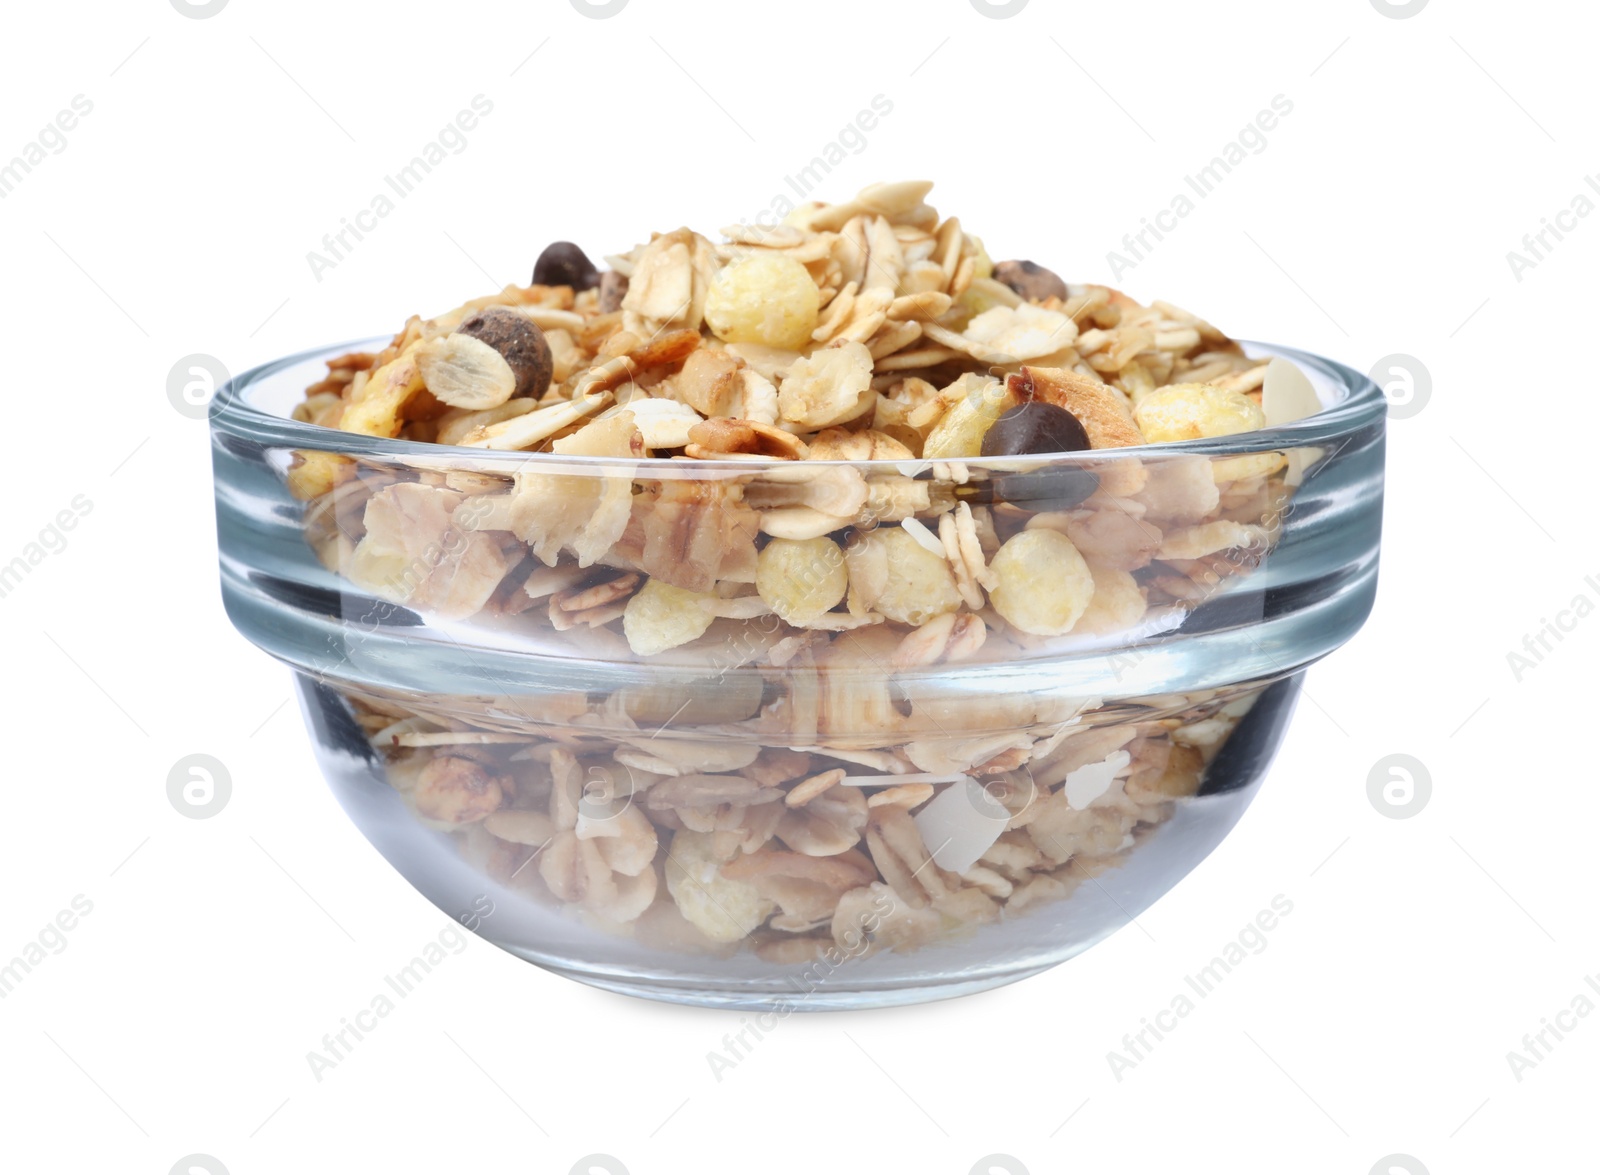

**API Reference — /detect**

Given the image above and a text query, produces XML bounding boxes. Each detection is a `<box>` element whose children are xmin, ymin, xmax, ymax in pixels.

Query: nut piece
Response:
<box><xmin>756</xmin><ymin>537</ymin><xmax>849</xmax><ymax>625</ymax></box>
<box><xmin>412</xmin><ymin>756</ymin><xmax>505</xmax><ymax>824</ymax></box>
<box><xmin>454</xmin><ymin>307</ymin><xmax>554</xmax><ymax>400</ymax></box>
<box><xmin>1134</xmin><ymin>382</ymin><xmax>1266</xmax><ymax>442</ymax></box>
<box><xmin>987</xmin><ymin>528</ymin><xmax>1095</xmax><ymax>636</ymax></box>
<box><xmin>705</xmin><ymin>253</ymin><xmax>822</xmax><ymax>349</ymax></box>
<box><xmin>992</xmin><ymin>259</ymin><xmax>1069</xmax><ymax>303</ymax></box>
<box><xmin>778</xmin><ymin>341</ymin><xmax>875</xmax><ymax>430</ymax></box>
<box><xmin>668</xmin><ymin>347</ymin><xmax>744</xmax><ymax>417</ymax></box>
<box><xmin>598</xmin><ymin>270</ymin><xmax>628</xmax><ymax>313</ymax></box>
<box><xmin>416</xmin><ymin>313</ymin><xmax>550</xmax><ymax>410</ymax></box>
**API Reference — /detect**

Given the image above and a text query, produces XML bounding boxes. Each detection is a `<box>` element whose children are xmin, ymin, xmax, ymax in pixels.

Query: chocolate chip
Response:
<box><xmin>993</xmin><ymin>259</ymin><xmax>1068</xmax><ymax>303</ymax></box>
<box><xmin>980</xmin><ymin>402</ymin><xmax>1090</xmax><ymax>457</ymax></box>
<box><xmin>993</xmin><ymin>467</ymin><xmax>1100</xmax><ymax>513</ymax></box>
<box><xmin>956</xmin><ymin>464</ymin><xmax>1100</xmax><ymax>513</ymax></box>
<box><xmin>456</xmin><ymin>307</ymin><xmax>553</xmax><ymax>399</ymax></box>
<box><xmin>532</xmin><ymin>241</ymin><xmax>599</xmax><ymax>291</ymax></box>
<box><xmin>597</xmin><ymin>270</ymin><xmax>629</xmax><ymax>314</ymax></box>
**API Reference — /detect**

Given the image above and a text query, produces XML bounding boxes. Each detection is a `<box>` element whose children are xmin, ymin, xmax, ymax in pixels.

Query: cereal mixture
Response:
<box><xmin>286</xmin><ymin>181</ymin><xmax>1322</xmax><ymax>958</ymax></box>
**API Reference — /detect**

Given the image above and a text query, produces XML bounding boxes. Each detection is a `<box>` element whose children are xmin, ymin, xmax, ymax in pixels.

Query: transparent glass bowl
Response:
<box><xmin>211</xmin><ymin>339</ymin><xmax>1384</xmax><ymax>1009</ymax></box>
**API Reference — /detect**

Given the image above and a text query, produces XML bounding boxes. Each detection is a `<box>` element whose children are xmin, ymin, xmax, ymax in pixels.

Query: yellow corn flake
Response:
<box><xmin>846</xmin><ymin>527</ymin><xmax>962</xmax><ymax>626</ymax></box>
<box><xmin>756</xmin><ymin>537</ymin><xmax>848</xmax><ymax>625</ymax></box>
<box><xmin>1133</xmin><ymin>382</ymin><xmax>1265</xmax><ymax>443</ymax></box>
<box><xmin>1074</xmin><ymin>564</ymin><xmax>1147</xmax><ymax>636</ymax></box>
<box><xmin>987</xmin><ymin>529</ymin><xmax>1094</xmax><ymax>636</ymax></box>
<box><xmin>622</xmin><ymin>578</ymin><xmax>716</xmax><ymax>656</ymax></box>
<box><xmin>664</xmin><ymin>829</ymin><xmax>775</xmax><ymax>942</ymax></box>
<box><xmin>704</xmin><ymin>253</ymin><xmax>821</xmax><ymax>350</ymax></box>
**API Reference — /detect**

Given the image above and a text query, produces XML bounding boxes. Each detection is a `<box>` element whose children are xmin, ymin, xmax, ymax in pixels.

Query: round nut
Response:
<box><xmin>456</xmin><ymin>307</ymin><xmax>554</xmax><ymax>400</ymax></box>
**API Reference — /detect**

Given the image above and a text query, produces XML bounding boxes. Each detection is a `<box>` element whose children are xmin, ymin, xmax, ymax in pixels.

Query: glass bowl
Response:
<box><xmin>210</xmin><ymin>338</ymin><xmax>1384</xmax><ymax>1010</ymax></box>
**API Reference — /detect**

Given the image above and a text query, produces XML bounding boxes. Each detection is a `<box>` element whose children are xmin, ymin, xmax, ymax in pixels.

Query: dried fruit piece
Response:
<box><xmin>911</xmin><ymin>775</ymin><xmax>1008</xmax><ymax>873</ymax></box>
<box><xmin>704</xmin><ymin>253</ymin><xmax>821</xmax><ymax>349</ymax></box>
<box><xmin>756</xmin><ymin>537</ymin><xmax>848</xmax><ymax>625</ymax></box>
<box><xmin>987</xmin><ymin>528</ymin><xmax>1094</xmax><ymax>635</ymax></box>
<box><xmin>1134</xmin><ymin>382</ymin><xmax>1266</xmax><ymax>442</ymax></box>
<box><xmin>922</xmin><ymin>374</ymin><xmax>1018</xmax><ymax>459</ymax></box>
<box><xmin>532</xmin><ymin>241</ymin><xmax>599</xmax><ymax>291</ymax></box>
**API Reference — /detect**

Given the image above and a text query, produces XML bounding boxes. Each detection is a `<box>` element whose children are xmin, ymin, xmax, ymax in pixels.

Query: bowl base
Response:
<box><xmin>503</xmin><ymin>947</ymin><xmax>1058</xmax><ymax>1011</ymax></box>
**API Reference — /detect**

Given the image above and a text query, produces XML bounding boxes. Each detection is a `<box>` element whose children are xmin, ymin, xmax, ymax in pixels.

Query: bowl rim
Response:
<box><xmin>211</xmin><ymin>336</ymin><xmax>1387</xmax><ymax>472</ymax></box>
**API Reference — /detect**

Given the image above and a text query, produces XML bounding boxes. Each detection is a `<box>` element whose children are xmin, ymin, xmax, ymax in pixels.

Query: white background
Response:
<box><xmin>1</xmin><ymin>0</ymin><xmax>1593</xmax><ymax>1172</ymax></box>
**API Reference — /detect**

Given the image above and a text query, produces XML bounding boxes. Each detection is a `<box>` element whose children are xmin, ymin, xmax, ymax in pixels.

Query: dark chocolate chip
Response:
<box><xmin>532</xmin><ymin>241</ymin><xmax>599</xmax><ymax>291</ymax></box>
<box><xmin>992</xmin><ymin>259</ymin><xmax>1068</xmax><ymax>303</ymax></box>
<box><xmin>992</xmin><ymin>467</ymin><xmax>1100</xmax><ymax>513</ymax></box>
<box><xmin>957</xmin><ymin>464</ymin><xmax>1100</xmax><ymax>513</ymax></box>
<box><xmin>980</xmin><ymin>402</ymin><xmax>1091</xmax><ymax>457</ymax></box>
<box><xmin>456</xmin><ymin>306</ymin><xmax>554</xmax><ymax>399</ymax></box>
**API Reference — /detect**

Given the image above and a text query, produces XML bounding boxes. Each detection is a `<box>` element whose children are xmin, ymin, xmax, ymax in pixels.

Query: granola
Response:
<box><xmin>283</xmin><ymin>180</ymin><xmax>1330</xmax><ymax>959</ymax></box>
<box><xmin>344</xmin><ymin>677</ymin><xmax>1273</xmax><ymax>957</ymax></box>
